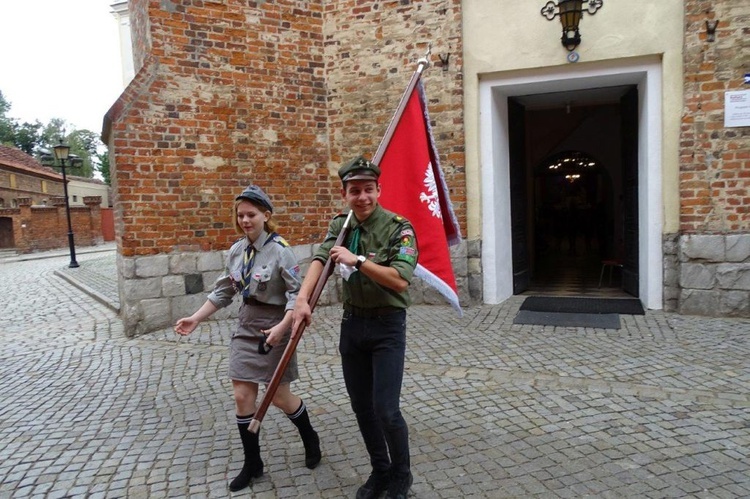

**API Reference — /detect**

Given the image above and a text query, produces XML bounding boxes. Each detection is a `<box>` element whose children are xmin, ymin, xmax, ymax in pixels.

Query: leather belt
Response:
<box><xmin>343</xmin><ymin>303</ymin><xmax>403</xmax><ymax>318</ymax></box>
<box><xmin>243</xmin><ymin>296</ymin><xmax>282</xmax><ymax>308</ymax></box>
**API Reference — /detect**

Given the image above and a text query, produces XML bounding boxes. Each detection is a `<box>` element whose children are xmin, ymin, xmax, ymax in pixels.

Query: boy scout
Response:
<box><xmin>293</xmin><ymin>156</ymin><xmax>418</xmax><ymax>499</ymax></box>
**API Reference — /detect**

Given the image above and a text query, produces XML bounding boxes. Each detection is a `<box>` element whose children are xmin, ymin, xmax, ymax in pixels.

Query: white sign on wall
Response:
<box><xmin>725</xmin><ymin>90</ymin><xmax>750</xmax><ymax>127</ymax></box>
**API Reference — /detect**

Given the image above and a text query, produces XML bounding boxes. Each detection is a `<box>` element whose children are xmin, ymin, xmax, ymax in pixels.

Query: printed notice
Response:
<box><xmin>725</xmin><ymin>90</ymin><xmax>750</xmax><ymax>127</ymax></box>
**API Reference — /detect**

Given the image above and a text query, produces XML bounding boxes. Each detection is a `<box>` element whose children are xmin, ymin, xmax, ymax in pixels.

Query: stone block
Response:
<box><xmin>122</xmin><ymin>277</ymin><xmax>162</xmax><ymax>300</ymax></box>
<box><xmin>170</xmin><ymin>253</ymin><xmax>198</xmax><ymax>274</ymax></box>
<box><xmin>679</xmin><ymin>263</ymin><xmax>715</xmax><ymax>289</ymax></box>
<box><xmin>726</xmin><ymin>234</ymin><xmax>750</xmax><ymax>262</ymax></box>
<box><xmin>679</xmin><ymin>289</ymin><xmax>720</xmax><ymax>316</ymax></box>
<box><xmin>197</xmin><ymin>251</ymin><xmax>224</xmax><ymax>272</ymax></box>
<box><xmin>162</xmin><ymin>275</ymin><xmax>185</xmax><ymax>297</ymax></box>
<box><xmin>679</xmin><ymin>234</ymin><xmax>724</xmax><ymax>262</ymax></box>
<box><xmin>184</xmin><ymin>274</ymin><xmax>204</xmax><ymax>294</ymax></box>
<box><xmin>467</xmin><ymin>238</ymin><xmax>482</xmax><ymax>258</ymax></box>
<box><xmin>720</xmin><ymin>290</ymin><xmax>750</xmax><ymax>317</ymax></box>
<box><xmin>140</xmin><ymin>298</ymin><xmax>172</xmax><ymax>331</ymax></box>
<box><xmin>135</xmin><ymin>255</ymin><xmax>170</xmax><ymax>277</ymax></box>
<box><xmin>716</xmin><ymin>263</ymin><xmax>750</xmax><ymax>291</ymax></box>
<box><xmin>118</xmin><ymin>255</ymin><xmax>135</xmax><ymax>279</ymax></box>
<box><xmin>170</xmin><ymin>294</ymin><xmax>209</xmax><ymax>324</ymax></box>
<box><xmin>203</xmin><ymin>271</ymin><xmax>222</xmax><ymax>291</ymax></box>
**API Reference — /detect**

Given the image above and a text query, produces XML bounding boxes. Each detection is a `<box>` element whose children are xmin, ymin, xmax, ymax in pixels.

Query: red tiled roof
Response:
<box><xmin>0</xmin><ymin>145</ymin><xmax>63</xmax><ymax>181</ymax></box>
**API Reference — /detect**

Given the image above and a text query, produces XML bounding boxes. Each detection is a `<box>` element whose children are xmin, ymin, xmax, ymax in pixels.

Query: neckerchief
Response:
<box><xmin>239</xmin><ymin>232</ymin><xmax>277</xmax><ymax>296</ymax></box>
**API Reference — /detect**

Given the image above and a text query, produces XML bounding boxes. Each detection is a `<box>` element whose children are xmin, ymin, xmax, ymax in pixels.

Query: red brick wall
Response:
<box><xmin>2</xmin><ymin>199</ymin><xmax>102</xmax><ymax>253</ymax></box>
<box><xmin>681</xmin><ymin>0</ymin><xmax>750</xmax><ymax>232</ymax></box>
<box><xmin>109</xmin><ymin>0</ymin><xmax>328</xmax><ymax>257</ymax></box>
<box><xmin>108</xmin><ymin>0</ymin><xmax>465</xmax><ymax>257</ymax></box>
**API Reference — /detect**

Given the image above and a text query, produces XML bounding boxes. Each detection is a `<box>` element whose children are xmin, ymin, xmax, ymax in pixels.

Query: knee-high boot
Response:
<box><xmin>229</xmin><ymin>414</ymin><xmax>264</xmax><ymax>492</ymax></box>
<box><xmin>287</xmin><ymin>401</ymin><xmax>322</xmax><ymax>469</ymax></box>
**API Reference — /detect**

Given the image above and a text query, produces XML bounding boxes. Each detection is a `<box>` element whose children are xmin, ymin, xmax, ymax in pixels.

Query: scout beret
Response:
<box><xmin>338</xmin><ymin>155</ymin><xmax>381</xmax><ymax>183</ymax></box>
<box><xmin>236</xmin><ymin>184</ymin><xmax>274</xmax><ymax>213</ymax></box>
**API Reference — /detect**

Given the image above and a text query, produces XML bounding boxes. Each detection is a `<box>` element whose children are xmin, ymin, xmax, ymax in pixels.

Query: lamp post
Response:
<box><xmin>53</xmin><ymin>139</ymin><xmax>80</xmax><ymax>268</ymax></box>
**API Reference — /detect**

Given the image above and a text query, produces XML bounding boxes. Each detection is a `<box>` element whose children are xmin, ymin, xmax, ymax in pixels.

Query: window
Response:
<box><xmin>9</xmin><ymin>174</ymin><xmax>16</xmax><ymax>189</ymax></box>
<box><xmin>42</xmin><ymin>180</ymin><xmax>48</xmax><ymax>193</ymax></box>
<box><xmin>73</xmin><ymin>195</ymin><xmax>78</xmax><ymax>202</ymax></box>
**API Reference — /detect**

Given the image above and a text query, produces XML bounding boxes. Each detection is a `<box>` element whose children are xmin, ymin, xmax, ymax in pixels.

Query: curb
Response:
<box><xmin>54</xmin><ymin>268</ymin><xmax>121</xmax><ymax>314</ymax></box>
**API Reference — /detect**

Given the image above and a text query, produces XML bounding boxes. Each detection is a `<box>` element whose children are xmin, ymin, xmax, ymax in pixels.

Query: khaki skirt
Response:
<box><xmin>228</xmin><ymin>302</ymin><xmax>298</xmax><ymax>384</ymax></box>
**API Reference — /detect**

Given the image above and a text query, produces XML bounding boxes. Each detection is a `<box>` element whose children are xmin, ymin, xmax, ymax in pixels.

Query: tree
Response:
<box><xmin>97</xmin><ymin>150</ymin><xmax>111</xmax><ymax>185</ymax></box>
<box><xmin>1</xmin><ymin>89</ymin><xmax>108</xmax><ymax>179</ymax></box>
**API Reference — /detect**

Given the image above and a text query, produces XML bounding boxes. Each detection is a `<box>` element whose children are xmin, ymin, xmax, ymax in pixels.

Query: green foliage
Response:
<box><xmin>0</xmin><ymin>89</ymin><xmax>108</xmax><ymax>181</ymax></box>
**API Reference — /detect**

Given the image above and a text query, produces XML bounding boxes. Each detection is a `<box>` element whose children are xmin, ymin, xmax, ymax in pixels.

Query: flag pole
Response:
<box><xmin>372</xmin><ymin>46</ymin><xmax>431</xmax><ymax>164</ymax></box>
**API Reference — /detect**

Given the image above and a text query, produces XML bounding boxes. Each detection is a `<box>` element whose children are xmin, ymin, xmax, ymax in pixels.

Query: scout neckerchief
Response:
<box><xmin>239</xmin><ymin>232</ymin><xmax>278</xmax><ymax>297</ymax></box>
<box><xmin>348</xmin><ymin>224</ymin><xmax>361</xmax><ymax>254</ymax></box>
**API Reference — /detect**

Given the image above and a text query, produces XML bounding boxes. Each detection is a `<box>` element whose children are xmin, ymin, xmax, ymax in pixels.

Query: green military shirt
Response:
<box><xmin>313</xmin><ymin>204</ymin><xmax>418</xmax><ymax>309</ymax></box>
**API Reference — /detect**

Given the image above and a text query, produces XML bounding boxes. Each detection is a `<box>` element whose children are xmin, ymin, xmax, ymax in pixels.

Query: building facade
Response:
<box><xmin>104</xmin><ymin>0</ymin><xmax>749</xmax><ymax>336</ymax></box>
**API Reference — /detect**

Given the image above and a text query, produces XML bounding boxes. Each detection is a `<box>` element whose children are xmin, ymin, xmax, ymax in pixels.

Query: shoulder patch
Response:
<box><xmin>273</xmin><ymin>235</ymin><xmax>290</xmax><ymax>247</ymax></box>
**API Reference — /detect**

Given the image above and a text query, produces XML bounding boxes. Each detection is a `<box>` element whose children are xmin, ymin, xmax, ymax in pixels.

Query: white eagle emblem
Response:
<box><xmin>419</xmin><ymin>162</ymin><xmax>443</xmax><ymax>219</ymax></box>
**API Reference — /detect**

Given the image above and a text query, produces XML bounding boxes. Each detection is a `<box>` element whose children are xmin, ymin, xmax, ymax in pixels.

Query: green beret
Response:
<box><xmin>338</xmin><ymin>155</ymin><xmax>380</xmax><ymax>183</ymax></box>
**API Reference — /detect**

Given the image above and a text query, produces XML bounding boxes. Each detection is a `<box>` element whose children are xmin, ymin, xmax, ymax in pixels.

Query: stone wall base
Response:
<box><xmin>118</xmin><ymin>239</ymin><xmax>482</xmax><ymax>337</ymax></box>
<box><xmin>665</xmin><ymin>233</ymin><xmax>750</xmax><ymax>318</ymax></box>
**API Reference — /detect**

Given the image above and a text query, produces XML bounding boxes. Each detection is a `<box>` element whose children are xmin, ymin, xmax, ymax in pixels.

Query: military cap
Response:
<box><xmin>338</xmin><ymin>155</ymin><xmax>381</xmax><ymax>183</ymax></box>
<box><xmin>236</xmin><ymin>184</ymin><xmax>274</xmax><ymax>213</ymax></box>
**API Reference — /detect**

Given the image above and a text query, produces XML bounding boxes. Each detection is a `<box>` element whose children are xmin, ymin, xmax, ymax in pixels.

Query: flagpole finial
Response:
<box><xmin>417</xmin><ymin>43</ymin><xmax>431</xmax><ymax>72</ymax></box>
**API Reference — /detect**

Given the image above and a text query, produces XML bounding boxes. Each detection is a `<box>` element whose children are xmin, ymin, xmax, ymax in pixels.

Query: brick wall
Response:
<box><xmin>323</xmin><ymin>0</ymin><xmax>466</xmax><ymax>229</ymax></box>
<box><xmin>109</xmin><ymin>0</ymin><xmax>328</xmax><ymax>258</ymax></box>
<box><xmin>0</xmin><ymin>170</ymin><xmax>64</xmax><ymax>207</ymax></box>
<box><xmin>681</xmin><ymin>0</ymin><xmax>750</xmax><ymax>232</ymax></box>
<box><xmin>672</xmin><ymin>0</ymin><xmax>750</xmax><ymax>317</ymax></box>
<box><xmin>106</xmin><ymin>0</ymin><xmax>468</xmax><ymax>336</ymax></box>
<box><xmin>0</xmin><ymin>196</ymin><xmax>103</xmax><ymax>253</ymax></box>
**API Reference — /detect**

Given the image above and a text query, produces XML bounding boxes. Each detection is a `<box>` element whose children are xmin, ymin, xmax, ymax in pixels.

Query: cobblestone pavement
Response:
<box><xmin>1</xmin><ymin>249</ymin><xmax>749</xmax><ymax>498</ymax></box>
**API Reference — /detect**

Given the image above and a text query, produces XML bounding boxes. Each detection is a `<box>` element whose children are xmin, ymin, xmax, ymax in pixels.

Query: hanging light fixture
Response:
<box><xmin>541</xmin><ymin>0</ymin><xmax>603</xmax><ymax>52</ymax></box>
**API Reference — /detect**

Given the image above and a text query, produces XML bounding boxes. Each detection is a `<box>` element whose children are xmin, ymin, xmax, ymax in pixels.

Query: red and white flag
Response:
<box><xmin>378</xmin><ymin>80</ymin><xmax>463</xmax><ymax>315</ymax></box>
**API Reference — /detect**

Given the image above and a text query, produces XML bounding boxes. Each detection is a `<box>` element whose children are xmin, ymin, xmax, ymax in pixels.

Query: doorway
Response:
<box><xmin>478</xmin><ymin>59</ymin><xmax>664</xmax><ymax>310</ymax></box>
<box><xmin>509</xmin><ymin>87</ymin><xmax>637</xmax><ymax>298</ymax></box>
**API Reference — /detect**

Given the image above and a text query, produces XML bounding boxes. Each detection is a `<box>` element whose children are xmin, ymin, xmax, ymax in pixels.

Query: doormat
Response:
<box><xmin>519</xmin><ymin>296</ymin><xmax>645</xmax><ymax>315</ymax></box>
<box><xmin>513</xmin><ymin>310</ymin><xmax>621</xmax><ymax>329</ymax></box>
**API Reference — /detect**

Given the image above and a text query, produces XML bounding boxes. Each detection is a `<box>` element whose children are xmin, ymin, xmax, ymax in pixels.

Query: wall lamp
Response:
<box><xmin>541</xmin><ymin>0</ymin><xmax>603</xmax><ymax>52</ymax></box>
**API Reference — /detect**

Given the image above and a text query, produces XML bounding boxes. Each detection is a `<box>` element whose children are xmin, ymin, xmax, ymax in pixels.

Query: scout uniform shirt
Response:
<box><xmin>313</xmin><ymin>205</ymin><xmax>418</xmax><ymax>309</ymax></box>
<box><xmin>208</xmin><ymin>230</ymin><xmax>301</xmax><ymax>311</ymax></box>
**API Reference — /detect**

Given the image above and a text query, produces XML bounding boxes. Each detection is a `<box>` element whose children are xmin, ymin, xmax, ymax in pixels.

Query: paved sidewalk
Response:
<box><xmin>1</xmin><ymin>251</ymin><xmax>749</xmax><ymax>498</ymax></box>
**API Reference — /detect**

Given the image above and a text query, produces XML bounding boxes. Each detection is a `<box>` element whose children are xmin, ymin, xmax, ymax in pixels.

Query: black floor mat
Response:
<box><xmin>520</xmin><ymin>296</ymin><xmax>645</xmax><ymax>315</ymax></box>
<box><xmin>513</xmin><ymin>310</ymin><xmax>621</xmax><ymax>329</ymax></box>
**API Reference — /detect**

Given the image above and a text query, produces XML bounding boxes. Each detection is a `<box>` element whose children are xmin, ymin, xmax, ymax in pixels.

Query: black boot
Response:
<box><xmin>229</xmin><ymin>414</ymin><xmax>263</xmax><ymax>492</ymax></box>
<box><xmin>288</xmin><ymin>401</ymin><xmax>322</xmax><ymax>469</ymax></box>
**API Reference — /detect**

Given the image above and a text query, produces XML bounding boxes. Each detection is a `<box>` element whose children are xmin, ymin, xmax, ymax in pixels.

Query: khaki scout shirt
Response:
<box><xmin>208</xmin><ymin>230</ymin><xmax>301</xmax><ymax>311</ymax></box>
<box><xmin>313</xmin><ymin>205</ymin><xmax>418</xmax><ymax>309</ymax></box>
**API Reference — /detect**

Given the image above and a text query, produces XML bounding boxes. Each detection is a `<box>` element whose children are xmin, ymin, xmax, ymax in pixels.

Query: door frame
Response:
<box><xmin>479</xmin><ymin>58</ymin><xmax>663</xmax><ymax>310</ymax></box>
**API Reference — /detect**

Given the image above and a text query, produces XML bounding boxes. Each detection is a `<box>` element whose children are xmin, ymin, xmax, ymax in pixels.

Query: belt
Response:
<box><xmin>343</xmin><ymin>303</ymin><xmax>403</xmax><ymax>318</ymax></box>
<box><xmin>243</xmin><ymin>296</ymin><xmax>282</xmax><ymax>308</ymax></box>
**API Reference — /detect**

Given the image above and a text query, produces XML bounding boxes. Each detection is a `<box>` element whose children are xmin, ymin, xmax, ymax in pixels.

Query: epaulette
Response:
<box><xmin>393</xmin><ymin>214</ymin><xmax>410</xmax><ymax>224</ymax></box>
<box><xmin>273</xmin><ymin>234</ymin><xmax>290</xmax><ymax>247</ymax></box>
<box><xmin>334</xmin><ymin>212</ymin><xmax>349</xmax><ymax>220</ymax></box>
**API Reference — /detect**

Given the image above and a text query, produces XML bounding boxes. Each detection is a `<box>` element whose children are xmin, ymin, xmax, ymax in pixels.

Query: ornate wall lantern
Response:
<box><xmin>541</xmin><ymin>0</ymin><xmax>603</xmax><ymax>52</ymax></box>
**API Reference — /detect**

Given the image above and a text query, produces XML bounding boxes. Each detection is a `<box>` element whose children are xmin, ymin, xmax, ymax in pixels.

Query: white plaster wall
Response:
<box><xmin>462</xmin><ymin>0</ymin><xmax>684</xmax><ymax>239</ymax></box>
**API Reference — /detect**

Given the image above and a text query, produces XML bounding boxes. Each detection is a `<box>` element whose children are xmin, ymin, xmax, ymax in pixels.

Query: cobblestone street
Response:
<box><xmin>1</xmin><ymin>249</ymin><xmax>749</xmax><ymax>498</ymax></box>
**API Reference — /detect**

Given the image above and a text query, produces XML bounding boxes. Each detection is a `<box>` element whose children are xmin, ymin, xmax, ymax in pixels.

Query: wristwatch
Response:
<box><xmin>355</xmin><ymin>255</ymin><xmax>366</xmax><ymax>269</ymax></box>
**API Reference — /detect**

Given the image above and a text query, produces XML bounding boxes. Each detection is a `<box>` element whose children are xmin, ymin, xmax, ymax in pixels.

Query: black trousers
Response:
<box><xmin>339</xmin><ymin>309</ymin><xmax>410</xmax><ymax>478</ymax></box>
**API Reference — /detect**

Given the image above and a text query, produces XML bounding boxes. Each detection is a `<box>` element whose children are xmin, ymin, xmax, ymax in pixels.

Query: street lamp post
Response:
<box><xmin>53</xmin><ymin>140</ymin><xmax>80</xmax><ymax>268</ymax></box>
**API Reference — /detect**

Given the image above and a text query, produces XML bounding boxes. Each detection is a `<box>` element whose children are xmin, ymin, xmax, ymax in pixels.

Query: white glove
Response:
<box><xmin>339</xmin><ymin>262</ymin><xmax>357</xmax><ymax>281</ymax></box>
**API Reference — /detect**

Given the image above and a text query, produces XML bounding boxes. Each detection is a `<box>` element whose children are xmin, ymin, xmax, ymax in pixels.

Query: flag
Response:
<box><xmin>378</xmin><ymin>80</ymin><xmax>463</xmax><ymax>315</ymax></box>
